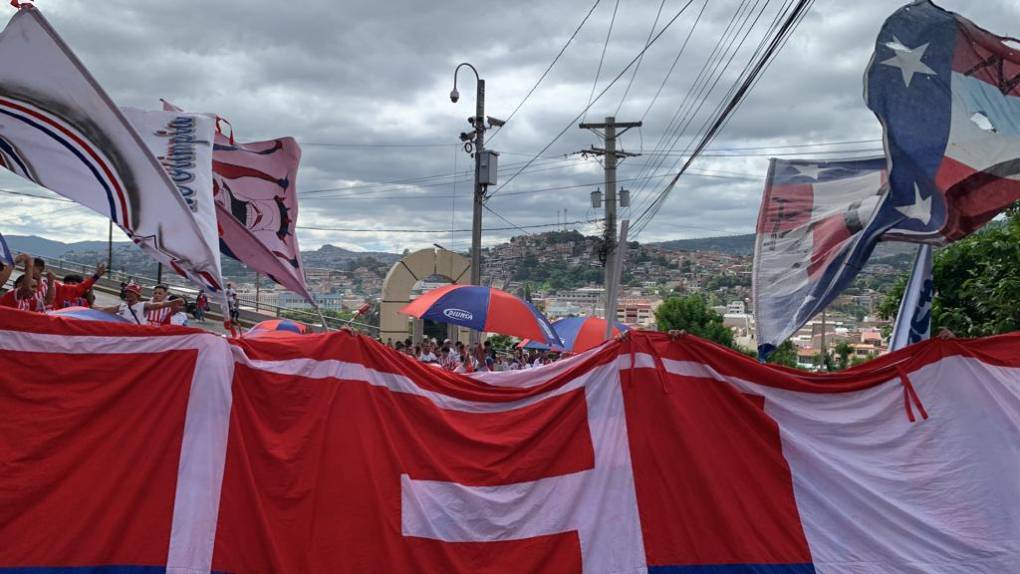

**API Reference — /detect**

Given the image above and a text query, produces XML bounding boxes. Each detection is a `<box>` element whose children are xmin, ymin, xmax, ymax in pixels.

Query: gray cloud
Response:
<box><xmin>1</xmin><ymin>0</ymin><xmax>1016</xmax><ymax>253</ymax></box>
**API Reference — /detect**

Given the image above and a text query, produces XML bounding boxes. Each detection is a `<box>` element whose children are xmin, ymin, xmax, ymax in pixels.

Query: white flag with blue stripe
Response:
<box><xmin>889</xmin><ymin>243</ymin><xmax>934</xmax><ymax>351</ymax></box>
<box><xmin>0</xmin><ymin>6</ymin><xmax>225</xmax><ymax>295</ymax></box>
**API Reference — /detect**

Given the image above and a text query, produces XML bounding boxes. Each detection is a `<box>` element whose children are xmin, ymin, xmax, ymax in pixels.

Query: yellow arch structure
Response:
<box><xmin>379</xmin><ymin>247</ymin><xmax>471</xmax><ymax>345</ymax></box>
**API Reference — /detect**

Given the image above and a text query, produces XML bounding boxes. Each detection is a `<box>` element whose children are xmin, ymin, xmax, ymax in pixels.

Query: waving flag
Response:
<box><xmin>2</xmin><ymin>309</ymin><xmax>1020</xmax><ymax>573</ymax></box>
<box><xmin>163</xmin><ymin>101</ymin><xmax>313</xmax><ymax>303</ymax></box>
<box><xmin>0</xmin><ymin>6</ymin><xmax>224</xmax><ymax>295</ymax></box>
<box><xmin>888</xmin><ymin>243</ymin><xmax>934</xmax><ymax>351</ymax></box>
<box><xmin>121</xmin><ymin>108</ymin><xmax>227</xmax><ymax>301</ymax></box>
<box><xmin>0</xmin><ymin>230</ymin><xmax>12</xmax><ymax>267</ymax></box>
<box><xmin>753</xmin><ymin>157</ymin><xmax>888</xmax><ymax>357</ymax></box>
<box><xmin>865</xmin><ymin>0</ymin><xmax>1020</xmax><ymax>243</ymax></box>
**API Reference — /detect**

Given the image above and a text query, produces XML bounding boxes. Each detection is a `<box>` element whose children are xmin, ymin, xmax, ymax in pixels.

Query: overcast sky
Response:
<box><xmin>0</xmin><ymin>0</ymin><xmax>1015</xmax><ymax>253</ymax></box>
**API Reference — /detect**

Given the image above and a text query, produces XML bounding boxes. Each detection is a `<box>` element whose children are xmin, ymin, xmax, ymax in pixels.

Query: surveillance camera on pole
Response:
<box><xmin>449</xmin><ymin>89</ymin><xmax>459</xmax><ymax>103</ymax></box>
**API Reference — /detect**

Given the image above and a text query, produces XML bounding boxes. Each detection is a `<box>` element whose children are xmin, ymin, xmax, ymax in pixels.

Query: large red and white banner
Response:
<box><xmin>1</xmin><ymin>308</ymin><xmax>1019</xmax><ymax>573</ymax></box>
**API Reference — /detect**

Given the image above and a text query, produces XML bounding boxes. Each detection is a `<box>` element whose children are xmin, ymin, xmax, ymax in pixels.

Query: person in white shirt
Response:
<box><xmin>98</xmin><ymin>283</ymin><xmax>182</xmax><ymax>325</ymax></box>
<box><xmin>168</xmin><ymin>295</ymin><xmax>189</xmax><ymax>326</ymax></box>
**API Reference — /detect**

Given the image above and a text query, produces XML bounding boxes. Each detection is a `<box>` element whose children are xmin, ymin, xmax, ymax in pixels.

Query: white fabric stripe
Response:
<box><xmin>166</xmin><ymin>339</ymin><xmax>234</xmax><ymax>574</ymax></box>
<box><xmin>0</xmin><ymin>328</ymin><xmax>233</xmax><ymax>574</ymax></box>
<box><xmin>401</xmin><ymin>362</ymin><xmax>648</xmax><ymax>574</ymax></box>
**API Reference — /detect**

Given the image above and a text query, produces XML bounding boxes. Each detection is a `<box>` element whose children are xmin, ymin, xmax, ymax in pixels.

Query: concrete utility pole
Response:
<box><xmin>579</xmin><ymin>116</ymin><xmax>641</xmax><ymax>339</ymax></box>
<box><xmin>450</xmin><ymin>63</ymin><xmax>503</xmax><ymax>345</ymax></box>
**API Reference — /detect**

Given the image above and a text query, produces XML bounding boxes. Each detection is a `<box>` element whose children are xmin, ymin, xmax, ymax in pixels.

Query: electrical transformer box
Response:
<box><xmin>479</xmin><ymin>150</ymin><xmax>499</xmax><ymax>186</ymax></box>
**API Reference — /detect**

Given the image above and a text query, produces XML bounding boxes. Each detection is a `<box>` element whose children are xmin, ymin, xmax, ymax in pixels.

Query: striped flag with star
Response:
<box><xmin>865</xmin><ymin>0</ymin><xmax>1020</xmax><ymax>244</ymax></box>
<box><xmin>753</xmin><ymin>157</ymin><xmax>891</xmax><ymax>358</ymax></box>
<box><xmin>756</xmin><ymin>1</ymin><xmax>1020</xmax><ymax>358</ymax></box>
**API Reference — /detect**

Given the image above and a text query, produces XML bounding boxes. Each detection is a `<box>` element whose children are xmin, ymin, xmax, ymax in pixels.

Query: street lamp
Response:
<box><xmin>451</xmin><ymin>62</ymin><xmax>487</xmax><ymax>345</ymax></box>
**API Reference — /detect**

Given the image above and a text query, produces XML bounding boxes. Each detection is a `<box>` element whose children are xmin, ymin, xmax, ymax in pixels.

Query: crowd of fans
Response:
<box><xmin>384</xmin><ymin>337</ymin><xmax>562</xmax><ymax>372</ymax></box>
<box><xmin>0</xmin><ymin>252</ymin><xmax>210</xmax><ymax>327</ymax></box>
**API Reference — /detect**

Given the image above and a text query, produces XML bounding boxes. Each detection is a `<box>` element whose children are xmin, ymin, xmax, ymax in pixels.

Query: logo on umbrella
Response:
<box><xmin>443</xmin><ymin>308</ymin><xmax>473</xmax><ymax>321</ymax></box>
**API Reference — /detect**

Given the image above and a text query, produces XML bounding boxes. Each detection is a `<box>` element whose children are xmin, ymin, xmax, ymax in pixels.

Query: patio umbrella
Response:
<box><xmin>399</xmin><ymin>284</ymin><xmax>562</xmax><ymax>348</ymax></box>
<box><xmin>519</xmin><ymin>316</ymin><xmax>630</xmax><ymax>353</ymax></box>
<box><xmin>48</xmin><ymin>306</ymin><xmax>130</xmax><ymax>324</ymax></box>
<box><xmin>246</xmin><ymin>318</ymin><xmax>308</xmax><ymax>337</ymax></box>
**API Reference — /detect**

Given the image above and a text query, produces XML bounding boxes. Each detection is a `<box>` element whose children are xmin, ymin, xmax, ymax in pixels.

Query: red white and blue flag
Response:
<box><xmin>0</xmin><ymin>6</ymin><xmax>225</xmax><ymax>296</ymax></box>
<box><xmin>756</xmin><ymin>1</ymin><xmax>1020</xmax><ymax>358</ymax></box>
<box><xmin>753</xmin><ymin>157</ymin><xmax>888</xmax><ymax>357</ymax></box>
<box><xmin>2</xmin><ymin>308</ymin><xmax>1020</xmax><ymax>573</ymax></box>
<box><xmin>865</xmin><ymin>0</ymin><xmax>1020</xmax><ymax>243</ymax></box>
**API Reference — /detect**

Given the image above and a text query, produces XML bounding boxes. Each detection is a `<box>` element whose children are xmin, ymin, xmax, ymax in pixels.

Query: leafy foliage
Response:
<box><xmin>879</xmin><ymin>209</ymin><xmax>1020</xmax><ymax>337</ymax></box>
<box><xmin>655</xmin><ymin>295</ymin><xmax>734</xmax><ymax>348</ymax></box>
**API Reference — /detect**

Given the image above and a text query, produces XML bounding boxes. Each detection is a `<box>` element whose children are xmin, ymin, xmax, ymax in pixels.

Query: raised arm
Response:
<box><xmin>142</xmin><ymin>298</ymin><xmax>184</xmax><ymax>313</ymax></box>
<box><xmin>0</xmin><ymin>262</ymin><xmax>12</xmax><ymax>289</ymax></box>
<box><xmin>43</xmin><ymin>272</ymin><xmax>56</xmax><ymax>308</ymax></box>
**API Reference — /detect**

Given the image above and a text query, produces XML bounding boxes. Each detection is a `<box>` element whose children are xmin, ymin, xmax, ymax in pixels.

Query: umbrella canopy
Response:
<box><xmin>520</xmin><ymin>316</ymin><xmax>631</xmax><ymax>353</ymax></box>
<box><xmin>48</xmin><ymin>306</ymin><xmax>130</xmax><ymax>324</ymax></box>
<box><xmin>400</xmin><ymin>284</ymin><xmax>562</xmax><ymax>347</ymax></box>
<box><xmin>246</xmin><ymin>319</ymin><xmax>308</xmax><ymax>337</ymax></box>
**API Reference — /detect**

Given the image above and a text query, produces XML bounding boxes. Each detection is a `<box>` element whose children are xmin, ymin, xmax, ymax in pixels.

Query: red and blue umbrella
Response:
<box><xmin>400</xmin><ymin>284</ymin><xmax>563</xmax><ymax>347</ymax></box>
<box><xmin>48</xmin><ymin>306</ymin><xmax>131</xmax><ymax>324</ymax></box>
<box><xmin>520</xmin><ymin>316</ymin><xmax>631</xmax><ymax>353</ymax></box>
<box><xmin>246</xmin><ymin>319</ymin><xmax>308</xmax><ymax>337</ymax></box>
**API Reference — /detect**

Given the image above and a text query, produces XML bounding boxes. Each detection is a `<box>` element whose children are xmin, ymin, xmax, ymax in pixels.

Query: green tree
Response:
<box><xmin>655</xmin><ymin>295</ymin><xmax>734</xmax><ymax>348</ymax></box>
<box><xmin>879</xmin><ymin>208</ymin><xmax>1020</xmax><ymax>337</ymax></box>
<box><xmin>833</xmin><ymin>341</ymin><xmax>853</xmax><ymax>370</ymax></box>
<box><xmin>766</xmin><ymin>340</ymin><xmax>799</xmax><ymax>368</ymax></box>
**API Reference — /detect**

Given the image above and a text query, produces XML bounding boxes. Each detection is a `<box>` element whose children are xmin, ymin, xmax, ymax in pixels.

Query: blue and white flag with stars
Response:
<box><xmin>865</xmin><ymin>0</ymin><xmax>1020</xmax><ymax>244</ymax></box>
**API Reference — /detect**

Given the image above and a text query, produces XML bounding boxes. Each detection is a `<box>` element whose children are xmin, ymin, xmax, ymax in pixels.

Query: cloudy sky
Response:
<box><xmin>0</xmin><ymin>0</ymin><xmax>1015</xmax><ymax>253</ymax></box>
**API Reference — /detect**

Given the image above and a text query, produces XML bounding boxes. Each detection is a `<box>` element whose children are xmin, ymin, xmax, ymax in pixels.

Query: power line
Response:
<box><xmin>488</xmin><ymin>0</ymin><xmax>697</xmax><ymax>200</ymax></box>
<box><xmin>584</xmin><ymin>0</ymin><xmax>622</xmax><ymax>121</ymax></box>
<box><xmin>301</xmin><ymin>141</ymin><xmax>455</xmax><ymax>148</ymax></box>
<box><xmin>297</xmin><ymin>218</ymin><xmax>604</xmax><ymax>234</ymax></box>
<box><xmin>487</xmin><ymin>0</ymin><xmax>603</xmax><ymax>146</ymax></box>
<box><xmin>615</xmin><ymin>0</ymin><xmax>666</xmax><ymax>116</ymax></box>
<box><xmin>641</xmin><ymin>0</ymin><xmax>711</xmax><ymax>123</ymax></box>
<box><xmin>633</xmin><ymin>0</ymin><xmax>816</xmax><ymax>237</ymax></box>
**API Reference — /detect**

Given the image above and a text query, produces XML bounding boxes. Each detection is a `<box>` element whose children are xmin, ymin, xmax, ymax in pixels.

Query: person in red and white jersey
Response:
<box><xmin>0</xmin><ymin>253</ymin><xmax>52</xmax><ymax>312</ymax></box>
<box><xmin>97</xmin><ymin>283</ymin><xmax>182</xmax><ymax>325</ymax></box>
<box><xmin>145</xmin><ymin>284</ymin><xmax>173</xmax><ymax>326</ymax></box>
<box><xmin>51</xmin><ymin>262</ymin><xmax>107</xmax><ymax>309</ymax></box>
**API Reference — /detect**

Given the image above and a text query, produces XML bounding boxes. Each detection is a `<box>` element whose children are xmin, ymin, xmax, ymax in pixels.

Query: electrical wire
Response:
<box><xmin>632</xmin><ymin>0</ymin><xmax>816</xmax><ymax>237</ymax></box>
<box><xmin>641</xmin><ymin>0</ymin><xmax>711</xmax><ymax>123</ymax></box>
<box><xmin>487</xmin><ymin>0</ymin><xmax>603</xmax><ymax>145</ymax></box>
<box><xmin>297</xmin><ymin>218</ymin><xmax>604</xmax><ymax>234</ymax></box>
<box><xmin>614</xmin><ymin>0</ymin><xmax>667</xmax><ymax>117</ymax></box>
<box><xmin>584</xmin><ymin>0</ymin><xmax>622</xmax><ymax>122</ymax></box>
<box><xmin>487</xmin><ymin>0</ymin><xmax>697</xmax><ymax>200</ymax></box>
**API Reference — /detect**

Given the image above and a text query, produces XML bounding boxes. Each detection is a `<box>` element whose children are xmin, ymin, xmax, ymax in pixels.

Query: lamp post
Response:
<box><xmin>450</xmin><ymin>63</ymin><xmax>485</xmax><ymax>291</ymax></box>
<box><xmin>452</xmin><ymin>62</ymin><xmax>501</xmax><ymax>345</ymax></box>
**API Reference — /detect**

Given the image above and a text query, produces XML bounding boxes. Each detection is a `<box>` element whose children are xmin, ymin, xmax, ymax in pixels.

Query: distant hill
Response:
<box><xmin>653</xmin><ymin>234</ymin><xmax>756</xmax><ymax>255</ymax></box>
<box><xmin>5</xmin><ymin>235</ymin><xmax>132</xmax><ymax>259</ymax></box>
<box><xmin>4</xmin><ymin>234</ymin><xmax>401</xmax><ymax>276</ymax></box>
<box><xmin>301</xmin><ymin>244</ymin><xmax>400</xmax><ymax>268</ymax></box>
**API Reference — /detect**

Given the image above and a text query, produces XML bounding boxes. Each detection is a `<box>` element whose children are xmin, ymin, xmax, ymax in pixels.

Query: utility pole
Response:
<box><xmin>579</xmin><ymin>116</ymin><xmax>641</xmax><ymax>339</ymax></box>
<box><xmin>107</xmin><ymin>220</ymin><xmax>114</xmax><ymax>272</ymax></box>
<box><xmin>451</xmin><ymin>62</ymin><xmax>503</xmax><ymax>345</ymax></box>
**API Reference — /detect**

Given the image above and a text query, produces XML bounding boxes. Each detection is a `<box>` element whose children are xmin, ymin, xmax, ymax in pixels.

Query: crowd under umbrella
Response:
<box><xmin>519</xmin><ymin>316</ymin><xmax>631</xmax><ymax>354</ymax></box>
<box><xmin>245</xmin><ymin>318</ymin><xmax>308</xmax><ymax>338</ymax></box>
<box><xmin>399</xmin><ymin>284</ymin><xmax>563</xmax><ymax>348</ymax></box>
<box><xmin>48</xmin><ymin>306</ymin><xmax>130</xmax><ymax>324</ymax></box>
